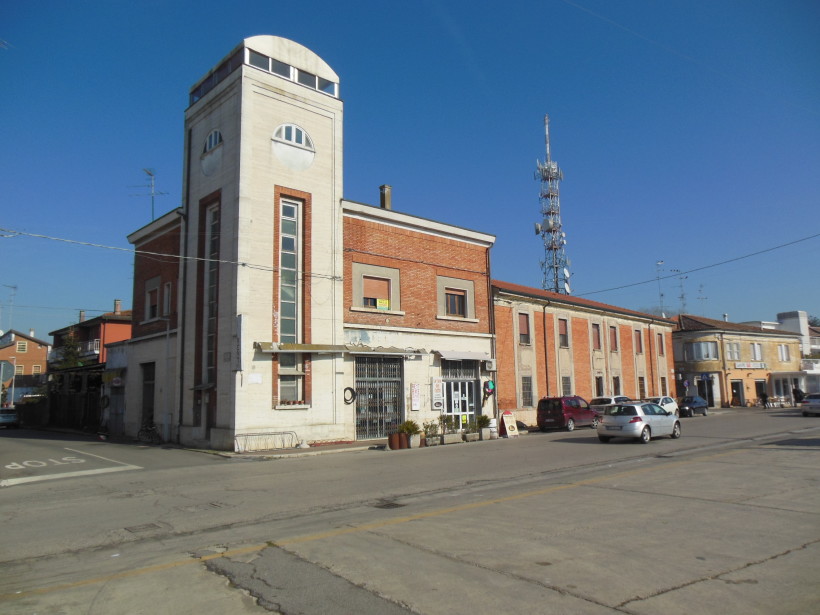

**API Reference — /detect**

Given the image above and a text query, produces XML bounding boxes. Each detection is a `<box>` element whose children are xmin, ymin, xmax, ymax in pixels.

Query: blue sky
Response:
<box><xmin>1</xmin><ymin>0</ymin><xmax>818</xmax><ymax>340</ymax></box>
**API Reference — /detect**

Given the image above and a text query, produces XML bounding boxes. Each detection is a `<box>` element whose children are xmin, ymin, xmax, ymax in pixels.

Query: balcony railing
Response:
<box><xmin>801</xmin><ymin>358</ymin><xmax>820</xmax><ymax>373</ymax></box>
<box><xmin>80</xmin><ymin>339</ymin><xmax>101</xmax><ymax>355</ymax></box>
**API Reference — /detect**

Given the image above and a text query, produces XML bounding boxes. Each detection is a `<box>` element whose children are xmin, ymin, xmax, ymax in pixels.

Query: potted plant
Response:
<box><xmin>422</xmin><ymin>420</ymin><xmax>439</xmax><ymax>446</ymax></box>
<box><xmin>463</xmin><ymin>419</ymin><xmax>480</xmax><ymax>442</ymax></box>
<box><xmin>439</xmin><ymin>415</ymin><xmax>461</xmax><ymax>445</ymax></box>
<box><xmin>476</xmin><ymin>414</ymin><xmax>492</xmax><ymax>440</ymax></box>
<box><xmin>398</xmin><ymin>420</ymin><xmax>421</xmax><ymax>448</ymax></box>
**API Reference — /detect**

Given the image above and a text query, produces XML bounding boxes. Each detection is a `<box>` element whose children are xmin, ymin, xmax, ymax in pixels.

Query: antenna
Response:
<box><xmin>671</xmin><ymin>269</ymin><xmax>688</xmax><ymax>314</ymax></box>
<box><xmin>130</xmin><ymin>168</ymin><xmax>168</xmax><ymax>220</ymax></box>
<box><xmin>1</xmin><ymin>284</ymin><xmax>17</xmax><ymax>331</ymax></box>
<box><xmin>534</xmin><ymin>115</ymin><xmax>570</xmax><ymax>294</ymax></box>
<box><xmin>697</xmin><ymin>284</ymin><xmax>708</xmax><ymax>312</ymax></box>
<box><xmin>655</xmin><ymin>260</ymin><xmax>665</xmax><ymax>315</ymax></box>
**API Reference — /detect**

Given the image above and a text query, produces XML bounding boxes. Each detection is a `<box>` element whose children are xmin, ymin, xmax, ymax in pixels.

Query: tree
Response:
<box><xmin>56</xmin><ymin>327</ymin><xmax>83</xmax><ymax>370</ymax></box>
<box><xmin>808</xmin><ymin>314</ymin><xmax>820</xmax><ymax>327</ymax></box>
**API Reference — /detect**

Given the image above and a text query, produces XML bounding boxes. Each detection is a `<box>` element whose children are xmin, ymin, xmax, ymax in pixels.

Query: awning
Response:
<box><xmin>254</xmin><ymin>342</ymin><xmax>425</xmax><ymax>356</ymax></box>
<box><xmin>345</xmin><ymin>345</ymin><xmax>425</xmax><ymax>357</ymax></box>
<box><xmin>254</xmin><ymin>342</ymin><xmax>348</xmax><ymax>355</ymax></box>
<box><xmin>435</xmin><ymin>350</ymin><xmax>491</xmax><ymax>361</ymax></box>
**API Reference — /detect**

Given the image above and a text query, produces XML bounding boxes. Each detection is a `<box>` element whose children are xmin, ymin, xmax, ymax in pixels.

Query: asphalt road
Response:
<box><xmin>1</xmin><ymin>407</ymin><xmax>818</xmax><ymax>614</ymax></box>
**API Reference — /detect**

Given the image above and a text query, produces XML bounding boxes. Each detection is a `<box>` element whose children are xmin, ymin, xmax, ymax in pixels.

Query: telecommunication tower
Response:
<box><xmin>534</xmin><ymin>115</ymin><xmax>570</xmax><ymax>293</ymax></box>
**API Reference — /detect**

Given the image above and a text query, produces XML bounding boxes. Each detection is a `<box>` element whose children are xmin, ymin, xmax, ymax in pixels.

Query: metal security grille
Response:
<box><xmin>441</xmin><ymin>360</ymin><xmax>477</xmax><ymax>379</ymax></box>
<box><xmin>355</xmin><ymin>356</ymin><xmax>403</xmax><ymax>440</ymax></box>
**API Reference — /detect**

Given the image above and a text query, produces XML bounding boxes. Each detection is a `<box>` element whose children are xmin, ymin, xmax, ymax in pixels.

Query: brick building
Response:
<box><xmin>493</xmin><ymin>280</ymin><xmax>676</xmax><ymax>425</ymax></box>
<box><xmin>0</xmin><ymin>329</ymin><xmax>50</xmax><ymax>405</ymax></box>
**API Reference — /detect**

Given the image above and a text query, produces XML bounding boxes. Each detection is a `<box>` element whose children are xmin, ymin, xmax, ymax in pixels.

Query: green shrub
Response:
<box><xmin>397</xmin><ymin>420</ymin><xmax>420</xmax><ymax>435</ymax></box>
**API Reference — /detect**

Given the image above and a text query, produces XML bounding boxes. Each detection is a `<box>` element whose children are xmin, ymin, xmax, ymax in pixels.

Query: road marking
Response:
<box><xmin>0</xmin><ymin>448</ymin><xmax>741</xmax><ymax>600</ymax></box>
<box><xmin>1</xmin><ymin>464</ymin><xmax>143</xmax><ymax>487</ymax></box>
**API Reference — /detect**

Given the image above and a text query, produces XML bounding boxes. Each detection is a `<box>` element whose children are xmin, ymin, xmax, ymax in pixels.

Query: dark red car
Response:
<box><xmin>537</xmin><ymin>396</ymin><xmax>600</xmax><ymax>432</ymax></box>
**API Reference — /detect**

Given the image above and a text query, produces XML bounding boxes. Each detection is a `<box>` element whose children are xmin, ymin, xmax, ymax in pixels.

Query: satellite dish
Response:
<box><xmin>564</xmin><ymin>281</ymin><xmax>571</xmax><ymax>294</ymax></box>
<box><xmin>563</xmin><ymin>267</ymin><xmax>571</xmax><ymax>279</ymax></box>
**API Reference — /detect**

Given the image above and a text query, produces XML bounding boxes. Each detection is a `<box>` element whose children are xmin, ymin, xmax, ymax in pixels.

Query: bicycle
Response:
<box><xmin>137</xmin><ymin>422</ymin><xmax>162</xmax><ymax>445</ymax></box>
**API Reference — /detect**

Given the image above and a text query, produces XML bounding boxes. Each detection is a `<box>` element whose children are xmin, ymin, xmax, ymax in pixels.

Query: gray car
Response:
<box><xmin>597</xmin><ymin>402</ymin><xmax>681</xmax><ymax>443</ymax></box>
<box><xmin>0</xmin><ymin>407</ymin><xmax>19</xmax><ymax>428</ymax></box>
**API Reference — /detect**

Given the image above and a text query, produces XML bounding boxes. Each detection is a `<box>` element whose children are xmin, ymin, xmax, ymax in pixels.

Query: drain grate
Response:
<box><xmin>124</xmin><ymin>522</ymin><xmax>162</xmax><ymax>534</ymax></box>
<box><xmin>373</xmin><ymin>500</ymin><xmax>405</xmax><ymax>509</ymax></box>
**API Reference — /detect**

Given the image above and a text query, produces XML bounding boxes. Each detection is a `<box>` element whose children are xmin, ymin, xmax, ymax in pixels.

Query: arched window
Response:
<box><xmin>203</xmin><ymin>130</ymin><xmax>223</xmax><ymax>154</ymax></box>
<box><xmin>273</xmin><ymin>124</ymin><xmax>314</xmax><ymax>150</ymax></box>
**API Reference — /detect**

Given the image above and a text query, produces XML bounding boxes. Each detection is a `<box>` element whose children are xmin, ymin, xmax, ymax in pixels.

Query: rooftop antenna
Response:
<box><xmin>697</xmin><ymin>284</ymin><xmax>708</xmax><ymax>312</ymax></box>
<box><xmin>671</xmin><ymin>269</ymin><xmax>688</xmax><ymax>314</ymax></box>
<box><xmin>130</xmin><ymin>168</ymin><xmax>168</xmax><ymax>221</ymax></box>
<box><xmin>655</xmin><ymin>260</ymin><xmax>665</xmax><ymax>315</ymax></box>
<box><xmin>1</xmin><ymin>284</ymin><xmax>17</xmax><ymax>331</ymax></box>
<box><xmin>534</xmin><ymin>115</ymin><xmax>571</xmax><ymax>294</ymax></box>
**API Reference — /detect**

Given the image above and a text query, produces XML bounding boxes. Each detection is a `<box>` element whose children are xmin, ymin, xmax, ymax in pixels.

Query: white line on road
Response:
<box><xmin>1</xmin><ymin>464</ymin><xmax>143</xmax><ymax>487</ymax></box>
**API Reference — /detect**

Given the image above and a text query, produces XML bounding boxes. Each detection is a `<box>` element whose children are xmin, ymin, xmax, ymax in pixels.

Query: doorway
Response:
<box><xmin>140</xmin><ymin>362</ymin><xmax>155</xmax><ymax>427</ymax></box>
<box><xmin>730</xmin><ymin>380</ymin><xmax>744</xmax><ymax>406</ymax></box>
<box><xmin>442</xmin><ymin>360</ymin><xmax>478</xmax><ymax>430</ymax></box>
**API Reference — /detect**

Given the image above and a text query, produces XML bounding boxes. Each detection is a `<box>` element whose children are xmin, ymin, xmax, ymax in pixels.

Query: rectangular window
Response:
<box><xmin>297</xmin><ymin>69</ymin><xmax>317</xmax><ymax>88</ymax></box>
<box><xmin>363</xmin><ymin>276</ymin><xmax>390</xmax><ymax>309</ymax></box>
<box><xmin>279</xmin><ymin>201</ymin><xmax>299</xmax><ymax>344</ymax></box>
<box><xmin>33</xmin><ymin>365</ymin><xmax>42</xmax><ymax>374</ymax></box>
<box><xmin>634</xmin><ymin>330</ymin><xmax>643</xmax><ymax>353</ymax></box>
<box><xmin>445</xmin><ymin>288</ymin><xmax>466</xmax><ymax>317</ymax></box>
<box><xmin>561</xmin><ymin>376</ymin><xmax>572</xmax><ymax>396</ymax></box>
<box><xmin>660</xmin><ymin>376</ymin><xmax>668</xmax><ymax>395</ymax></box>
<box><xmin>727</xmin><ymin>342</ymin><xmax>740</xmax><ymax>361</ymax></box>
<box><xmin>15</xmin><ymin>365</ymin><xmax>23</xmax><ymax>375</ymax></box>
<box><xmin>518</xmin><ymin>313</ymin><xmax>531</xmax><ymax>345</ymax></box>
<box><xmin>657</xmin><ymin>333</ymin><xmax>665</xmax><ymax>355</ymax></box>
<box><xmin>684</xmin><ymin>341</ymin><xmax>719</xmax><ymax>361</ymax></box>
<box><xmin>16</xmin><ymin>341</ymin><xmax>27</xmax><ymax>353</ymax></box>
<box><xmin>271</xmin><ymin>58</ymin><xmax>291</xmax><ymax>78</ymax></box>
<box><xmin>638</xmin><ymin>376</ymin><xmax>646</xmax><ymax>399</ymax></box>
<box><xmin>163</xmin><ymin>282</ymin><xmax>172</xmax><ymax>316</ymax></box>
<box><xmin>610</xmin><ymin>326</ymin><xmax>619</xmax><ymax>351</ymax></box>
<box><xmin>778</xmin><ymin>344</ymin><xmax>790</xmax><ymax>361</ymax></box>
<box><xmin>592</xmin><ymin>323</ymin><xmax>602</xmax><ymax>350</ymax></box>
<box><xmin>613</xmin><ymin>376</ymin><xmax>621</xmax><ymax>395</ymax></box>
<box><xmin>249</xmin><ymin>50</ymin><xmax>269</xmax><ymax>70</ymax></box>
<box><xmin>595</xmin><ymin>376</ymin><xmax>604</xmax><ymax>397</ymax></box>
<box><xmin>558</xmin><ymin>318</ymin><xmax>569</xmax><ymax>348</ymax></box>
<box><xmin>148</xmin><ymin>288</ymin><xmax>159</xmax><ymax>319</ymax></box>
<box><xmin>521</xmin><ymin>376</ymin><xmax>533</xmax><ymax>407</ymax></box>
<box><xmin>750</xmin><ymin>343</ymin><xmax>763</xmax><ymax>361</ymax></box>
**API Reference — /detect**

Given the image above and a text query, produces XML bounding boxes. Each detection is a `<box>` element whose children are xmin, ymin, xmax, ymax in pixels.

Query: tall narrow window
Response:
<box><xmin>634</xmin><ymin>330</ymin><xmax>643</xmax><ymax>354</ymax></box>
<box><xmin>558</xmin><ymin>318</ymin><xmax>569</xmax><ymax>348</ymax></box>
<box><xmin>279</xmin><ymin>202</ymin><xmax>299</xmax><ymax>343</ymax></box>
<box><xmin>519</xmin><ymin>313</ymin><xmax>531</xmax><ymax>345</ymax></box>
<box><xmin>727</xmin><ymin>342</ymin><xmax>740</xmax><ymax>361</ymax></box>
<box><xmin>595</xmin><ymin>376</ymin><xmax>604</xmax><ymax>396</ymax></box>
<box><xmin>561</xmin><ymin>376</ymin><xmax>572</xmax><ymax>396</ymax></box>
<box><xmin>750</xmin><ymin>343</ymin><xmax>763</xmax><ymax>361</ymax></box>
<box><xmin>163</xmin><ymin>282</ymin><xmax>173</xmax><ymax>316</ymax></box>
<box><xmin>778</xmin><ymin>344</ymin><xmax>790</xmax><ymax>361</ymax></box>
<box><xmin>610</xmin><ymin>326</ymin><xmax>619</xmax><ymax>351</ymax></box>
<box><xmin>657</xmin><ymin>332</ymin><xmax>665</xmax><ymax>355</ymax></box>
<box><xmin>660</xmin><ymin>376</ymin><xmax>668</xmax><ymax>395</ymax></box>
<box><xmin>205</xmin><ymin>206</ymin><xmax>220</xmax><ymax>384</ymax></box>
<box><xmin>592</xmin><ymin>323</ymin><xmax>602</xmax><ymax>350</ymax></box>
<box><xmin>278</xmin><ymin>200</ymin><xmax>303</xmax><ymax>403</ymax></box>
<box><xmin>521</xmin><ymin>376</ymin><xmax>533</xmax><ymax>407</ymax></box>
<box><xmin>638</xmin><ymin>376</ymin><xmax>646</xmax><ymax>399</ymax></box>
<box><xmin>613</xmin><ymin>376</ymin><xmax>621</xmax><ymax>395</ymax></box>
<box><xmin>445</xmin><ymin>288</ymin><xmax>466</xmax><ymax>317</ymax></box>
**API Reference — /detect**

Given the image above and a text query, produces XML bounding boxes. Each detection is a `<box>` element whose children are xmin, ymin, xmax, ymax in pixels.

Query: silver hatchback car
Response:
<box><xmin>597</xmin><ymin>402</ymin><xmax>681</xmax><ymax>443</ymax></box>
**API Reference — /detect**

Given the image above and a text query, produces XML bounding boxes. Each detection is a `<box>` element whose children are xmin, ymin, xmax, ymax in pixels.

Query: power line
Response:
<box><xmin>578</xmin><ymin>232</ymin><xmax>820</xmax><ymax>298</ymax></box>
<box><xmin>0</xmin><ymin>226</ymin><xmax>341</xmax><ymax>281</ymax></box>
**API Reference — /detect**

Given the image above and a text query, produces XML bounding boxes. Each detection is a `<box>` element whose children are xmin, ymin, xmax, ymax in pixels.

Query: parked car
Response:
<box><xmin>589</xmin><ymin>396</ymin><xmax>632</xmax><ymax>412</ymax></box>
<box><xmin>0</xmin><ymin>407</ymin><xmax>19</xmax><ymax>429</ymax></box>
<box><xmin>678</xmin><ymin>395</ymin><xmax>709</xmax><ymax>417</ymax></box>
<box><xmin>537</xmin><ymin>396</ymin><xmax>599</xmax><ymax>432</ymax></box>
<box><xmin>646</xmin><ymin>396</ymin><xmax>679</xmax><ymax>416</ymax></box>
<box><xmin>801</xmin><ymin>393</ymin><xmax>820</xmax><ymax>417</ymax></box>
<box><xmin>597</xmin><ymin>402</ymin><xmax>681</xmax><ymax>443</ymax></box>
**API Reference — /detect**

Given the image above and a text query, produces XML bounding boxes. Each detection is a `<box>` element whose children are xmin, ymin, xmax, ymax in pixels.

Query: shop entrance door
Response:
<box><xmin>730</xmin><ymin>380</ymin><xmax>744</xmax><ymax>406</ymax></box>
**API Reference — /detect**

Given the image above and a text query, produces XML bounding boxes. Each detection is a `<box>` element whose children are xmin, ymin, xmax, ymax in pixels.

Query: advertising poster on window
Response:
<box><xmin>411</xmin><ymin>383</ymin><xmax>420</xmax><ymax>411</ymax></box>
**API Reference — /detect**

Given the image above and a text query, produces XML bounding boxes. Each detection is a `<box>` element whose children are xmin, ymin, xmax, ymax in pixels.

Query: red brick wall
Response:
<box><xmin>620</xmin><ymin>324</ymin><xmax>636</xmax><ymax>397</ymax></box>
<box><xmin>494</xmin><ymin>305</ymin><xmax>517</xmax><ymax>410</ymax></box>
<box><xmin>132</xmin><ymin>223</ymin><xmax>181</xmax><ymax>339</ymax></box>
<box><xmin>343</xmin><ymin>217</ymin><xmax>491</xmax><ymax>334</ymax></box>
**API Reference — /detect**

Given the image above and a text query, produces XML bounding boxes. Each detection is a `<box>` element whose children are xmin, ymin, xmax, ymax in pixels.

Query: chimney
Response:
<box><xmin>29</xmin><ymin>329</ymin><xmax>34</xmax><ymax>338</ymax></box>
<box><xmin>79</xmin><ymin>310</ymin><xmax>86</xmax><ymax>322</ymax></box>
<box><xmin>379</xmin><ymin>184</ymin><xmax>392</xmax><ymax>210</ymax></box>
<box><xmin>723</xmin><ymin>313</ymin><xmax>729</xmax><ymax>322</ymax></box>
<box><xmin>114</xmin><ymin>299</ymin><xmax>122</xmax><ymax>315</ymax></box>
